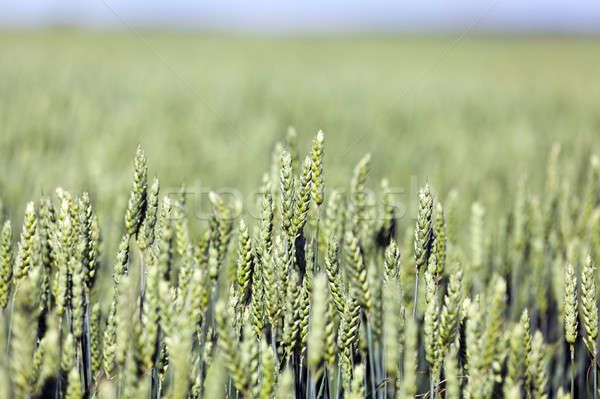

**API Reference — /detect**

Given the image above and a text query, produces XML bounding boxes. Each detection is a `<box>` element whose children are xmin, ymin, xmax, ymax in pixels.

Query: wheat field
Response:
<box><xmin>1</xmin><ymin>31</ymin><xmax>600</xmax><ymax>398</ymax></box>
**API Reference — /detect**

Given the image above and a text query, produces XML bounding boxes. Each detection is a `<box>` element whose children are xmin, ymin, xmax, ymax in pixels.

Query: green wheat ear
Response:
<box><xmin>279</xmin><ymin>150</ymin><xmax>295</xmax><ymax>240</ymax></box>
<box><xmin>564</xmin><ymin>263</ymin><xmax>578</xmax><ymax>345</ymax></box>
<box><xmin>90</xmin><ymin>303</ymin><xmax>102</xmax><ymax>380</ymax></box>
<box><xmin>281</xmin><ymin>269</ymin><xmax>295</xmax><ymax>352</ymax></box>
<box><xmin>102</xmin><ymin>291</ymin><xmax>118</xmax><ymax>377</ymax></box>
<box><xmin>112</xmin><ymin>234</ymin><xmax>130</xmax><ymax>284</ymax></box>
<box><xmin>311</xmin><ymin>130</ymin><xmax>325</xmax><ymax>209</ymax></box>
<box><xmin>470</xmin><ymin>201</ymin><xmax>484</xmax><ymax>276</ymax></box>
<box><xmin>292</xmin><ymin>156</ymin><xmax>312</xmax><ymax>237</ymax></box>
<box><xmin>439</xmin><ymin>268</ymin><xmax>462</xmax><ymax>354</ymax></box>
<box><xmin>520</xmin><ymin>309</ymin><xmax>532</xmax><ymax>388</ymax></box>
<box><xmin>0</xmin><ymin>220</ymin><xmax>12</xmax><ymax>308</ymax></box>
<box><xmin>324</xmin><ymin>190</ymin><xmax>346</xmax><ymax>248</ymax></box>
<box><xmin>71</xmin><ymin>245</ymin><xmax>85</xmax><ymax>338</ymax></box>
<box><xmin>414</xmin><ymin>183</ymin><xmax>433</xmax><ymax>271</ymax></box>
<box><xmin>263</xmin><ymin>251</ymin><xmax>281</xmax><ymax>329</ymax></box>
<box><xmin>423</xmin><ymin>254</ymin><xmax>440</xmax><ymax>371</ymax></box>
<box><xmin>298</xmin><ymin>271</ymin><xmax>312</xmax><ymax>354</ymax></box>
<box><xmin>580</xmin><ymin>255</ymin><xmax>598</xmax><ymax>355</ymax></box>
<box><xmin>325</xmin><ymin>236</ymin><xmax>344</xmax><ymax>315</ymax></box>
<box><xmin>349</xmin><ymin>153</ymin><xmax>370</xmax><ymax>237</ymax></box>
<box><xmin>13</xmin><ymin>201</ymin><xmax>37</xmax><ymax>284</ymax></box>
<box><xmin>482</xmin><ymin>276</ymin><xmax>507</xmax><ymax>391</ymax></box>
<box><xmin>255</xmin><ymin>179</ymin><xmax>274</xmax><ymax>268</ymax></box>
<box><xmin>435</xmin><ymin>202</ymin><xmax>447</xmax><ymax>275</ymax></box>
<box><xmin>505</xmin><ymin>321</ymin><xmax>526</xmax><ymax>394</ymax></box>
<box><xmin>344</xmin><ymin>230</ymin><xmax>371</xmax><ymax>311</ymax></box>
<box><xmin>235</xmin><ymin>218</ymin><xmax>253</xmax><ymax>300</ymax></box>
<box><xmin>124</xmin><ymin>144</ymin><xmax>148</xmax><ymax>237</ymax></box>
<box><xmin>38</xmin><ymin>196</ymin><xmax>55</xmax><ymax>305</ymax></box>
<box><xmin>138</xmin><ymin>176</ymin><xmax>160</xmax><ymax>250</ymax></box>
<box><xmin>78</xmin><ymin>192</ymin><xmax>99</xmax><ymax>291</ymax></box>
<box><xmin>384</xmin><ymin>239</ymin><xmax>400</xmax><ymax>281</ymax></box>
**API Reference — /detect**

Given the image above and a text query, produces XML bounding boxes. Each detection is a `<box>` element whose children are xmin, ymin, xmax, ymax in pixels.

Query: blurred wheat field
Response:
<box><xmin>1</xmin><ymin>31</ymin><xmax>600</xmax><ymax>398</ymax></box>
<box><xmin>1</xmin><ymin>32</ymin><xmax>599</xmax><ymax>225</ymax></box>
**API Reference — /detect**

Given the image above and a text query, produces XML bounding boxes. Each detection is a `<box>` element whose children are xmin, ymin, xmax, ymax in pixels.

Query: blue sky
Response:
<box><xmin>3</xmin><ymin>0</ymin><xmax>600</xmax><ymax>33</ymax></box>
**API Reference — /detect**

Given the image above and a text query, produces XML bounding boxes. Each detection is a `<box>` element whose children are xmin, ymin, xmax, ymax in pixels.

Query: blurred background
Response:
<box><xmin>1</xmin><ymin>1</ymin><xmax>599</xmax><ymax>247</ymax></box>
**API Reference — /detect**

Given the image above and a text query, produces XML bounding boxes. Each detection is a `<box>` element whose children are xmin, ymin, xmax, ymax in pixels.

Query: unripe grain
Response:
<box><xmin>0</xmin><ymin>221</ymin><xmax>12</xmax><ymax>308</ymax></box>
<box><xmin>124</xmin><ymin>144</ymin><xmax>148</xmax><ymax>237</ymax></box>
<box><xmin>13</xmin><ymin>201</ymin><xmax>37</xmax><ymax>283</ymax></box>
<box><xmin>580</xmin><ymin>255</ymin><xmax>598</xmax><ymax>355</ymax></box>
<box><xmin>564</xmin><ymin>263</ymin><xmax>578</xmax><ymax>345</ymax></box>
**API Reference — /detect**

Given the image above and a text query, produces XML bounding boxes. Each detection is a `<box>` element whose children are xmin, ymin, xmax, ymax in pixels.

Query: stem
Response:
<box><xmin>375</xmin><ymin>346</ymin><xmax>382</xmax><ymax>399</ymax></box>
<box><xmin>571</xmin><ymin>345</ymin><xmax>575</xmax><ymax>398</ymax></box>
<box><xmin>271</xmin><ymin>326</ymin><xmax>279</xmax><ymax>371</ymax></box>
<box><xmin>366</xmin><ymin>319</ymin><xmax>377</xmax><ymax>398</ymax></box>
<box><xmin>197</xmin><ymin>317</ymin><xmax>209</xmax><ymax>399</ymax></box>
<box><xmin>316</xmin><ymin>368</ymin><xmax>327</xmax><ymax>399</ymax></box>
<box><xmin>140</xmin><ymin>249</ymin><xmax>147</xmax><ymax>318</ymax></box>
<box><xmin>430</xmin><ymin>368</ymin><xmax>434</xmax><ymax>399</ymax></box>
<box><xmin>395</xmin><ymin>359</ymin><xmax>402</xmax><ymax>399</ymax></box>
<box><xmin>80</xmin><ymin>336</ymin><xmax>88</xmax><ymax>392</ymax></box>
<box><xmin>6</xmin><ymin>287</ymin><xmax>17</xmax><ymax>354</ymax></box>
<box><xmin>210</xmin><ymin>281</ymin><xmax>219</xmax><ymax>333</ymax></box>
<box><xmin>151</xmin><ymin>365</ymin><xmax>158</xmax><ymax>399</ymax></box>
<box><xmin>335</xmin><ymin>364</ymin><xmax>342</xmax><ymax>399</ymax></box>
<box><xmin>435</xmin><ymin>366</ymin><xmax>440</xmax><ymax>399</ymax></box>
<box><xmin>349</xmin><ymin>346</ymin><xmax>354</xmax><ymax>391</ymax></box>
<box><xmin>412</xmin><ymin>272</ymin><xmax>419</xmax><ymax>319</ymax></box>
<box><xmin>66</xmin><ymin>307</ymin><xmax>73</xmax><ymax>336</ymax></box>
<box><xmin>75</xmin><ymin>340</ymin><xmax>82</xmax><ymax>386</ymax></box>
<box><xmin>327</xmin><ymin>368</ymin><xmax>333</xmax><ymax>399</ymax></box>
<box><xmin>382</xmin><ymin>349</ymin><xmax>387</xmax><ymax>399</ymax></box>
<box><xmin>594</xmin><ymin>348</ymin><xmax>597</xmax><ymax>399</ymax></box>
<box><xmin>300</xmin><ymin>356</ymin><xmax>306</xmax><ymax>398</ymax></box>
<box><xmin>84</xmin><ymin>293</ymin><xmax>92</xmax><ymax>387</ymax></box>
<box><xmin>56</xmin><ymin>322</ymin><xmax>64</xmax><ymax>399</ymax></box>
<box><xmin>150</xmin><ymin>325</ymin><xmax>162</xmax><ymax>399</ymax></box>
